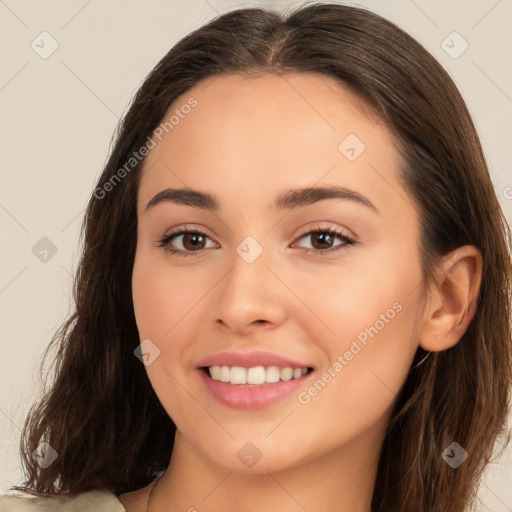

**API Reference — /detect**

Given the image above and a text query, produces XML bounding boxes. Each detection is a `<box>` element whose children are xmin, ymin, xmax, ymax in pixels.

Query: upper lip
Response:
<box><xmin>197</xmin><ymin>351</ymin><xmax>313</xmax><ymax>369</ymax></box>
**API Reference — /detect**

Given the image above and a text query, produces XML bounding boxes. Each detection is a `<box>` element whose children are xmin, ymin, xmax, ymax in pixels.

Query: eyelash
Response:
<box><xmin>157</xmin><ymin>225</ymin><xmax>356</xmax><ymax>258</ymax></box>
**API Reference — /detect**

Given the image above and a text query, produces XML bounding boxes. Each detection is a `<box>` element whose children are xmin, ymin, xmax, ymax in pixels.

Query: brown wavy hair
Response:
<box><xmin>10</xmin><ymin>3</ymin><xmax>512</xmax><ymax>511</ymax></box>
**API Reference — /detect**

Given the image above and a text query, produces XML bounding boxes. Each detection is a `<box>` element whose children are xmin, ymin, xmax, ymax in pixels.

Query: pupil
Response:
<box><xmin>184</xmin><ymin>233</ymin><xmax>204</xmax><ymax>250</ymax></box>
<box><xmin>313</xmin><ymin>232</ymin><xmax>332</xmax><ymax>249</ymax></box>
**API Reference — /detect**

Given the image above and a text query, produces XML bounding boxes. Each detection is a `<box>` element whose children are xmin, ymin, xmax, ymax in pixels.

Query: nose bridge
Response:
<box><xmin>213</xmin><ymin>236</ymin><xmax>287</xmax><ymax>330</ymax></box>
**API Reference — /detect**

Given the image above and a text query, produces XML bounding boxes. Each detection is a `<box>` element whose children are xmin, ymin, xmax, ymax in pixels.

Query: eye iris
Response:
<box><xmin>183</xmin><ymin>233</ymin><xmax>205</xmax><ymax>250</ymax></box>
<box><xmin>311</xmin><ymin>232</ymin><xmax>333</xmax><ymax>250</ymax></box>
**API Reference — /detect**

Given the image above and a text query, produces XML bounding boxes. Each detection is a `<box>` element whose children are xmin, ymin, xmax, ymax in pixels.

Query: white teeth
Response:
<box><xmin>280</xmin><ymin>367</ymin><xmax>293</xmax><ymax>381</ymax></box>
<box><xmin>219</xmin><ymin>366</ymin><xmax>230</xmax><ymax>382</ymax></box>
<box><xmin>210</xmin><ymin>365</ymin><xmax>221</xmax><ymax>380</ymax></box>
<box><xmin>207</xmin><ymin>365</ymin><xmax>310</xmax><ymax>385</ymax></box>
<box><xmin>281</xmin><ymin>368</ymin><xmax>293</xmax><ymax>380</ymax></box>
<box><xmin>230</xmin><ymin>366</ymin><xmax>247</xmax><ymax>385</ymax></box>
<box><xmin>247</xmin><ymin>366</ymin><xmax>266</xmax><ymax>385</ymax></box>
<box><xmin>266</xmin><ymin>366</ymin><xmax>280</xmax><ymax>383</ymax></box>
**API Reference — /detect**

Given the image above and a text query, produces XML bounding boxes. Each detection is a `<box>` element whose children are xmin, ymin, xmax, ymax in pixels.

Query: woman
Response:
<box><xmin>1</xmin><ymin>3</ymin><xmax>510</xmax><ymax>511</ymax></box>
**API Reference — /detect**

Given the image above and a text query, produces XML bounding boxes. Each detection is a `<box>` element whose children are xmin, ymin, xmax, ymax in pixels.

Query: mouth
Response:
<box><xmin>196</xmin><ymin>350</ymin><xmax>316</xmax><ymax>408</ymax></box>
<box><xmin>196</xmin><ymin>353</ymin><xmax>315</xmax><ymax>408</ymax></box>
<box><xmin>200</xmin><ymin>365</ymin><xmax>314</xmax><ymax>386</ymax></box>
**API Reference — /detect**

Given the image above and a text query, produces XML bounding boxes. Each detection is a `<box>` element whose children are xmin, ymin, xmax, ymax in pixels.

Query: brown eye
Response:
<box><xmin>310</xmin><ymin>231</ymin><xmax>335</xmax><ymax>250</ymax></box>
<box><xmin>157</xmin><ymin>229</ymin><xmax>217</xmax><ymax>257</ymax></box>
<box><xmin>293</xmin><ymin>228</ymin><xmax>355</xmax><ymax>255</ymax></box>
<box><xmin>182</xmin><ymin>232</ymin><xmax>206</xmax><ymax>251</ymax></box>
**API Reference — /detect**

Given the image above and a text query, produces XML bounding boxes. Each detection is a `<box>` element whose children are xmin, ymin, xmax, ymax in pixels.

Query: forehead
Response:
<box><xmin>137</xmin><ymin>72</ymin><xmax>408</xmax><ymax>217</ymax></box>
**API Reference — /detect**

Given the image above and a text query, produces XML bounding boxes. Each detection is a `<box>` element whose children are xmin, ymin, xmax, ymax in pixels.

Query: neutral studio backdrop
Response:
<box><xmin>0</xmin><ymin>0</ymin><xmax>511</xmax><ymax>510</ymax></box>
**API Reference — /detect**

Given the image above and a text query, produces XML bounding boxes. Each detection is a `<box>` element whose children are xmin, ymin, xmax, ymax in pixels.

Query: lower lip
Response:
<box><xmin>198</xmin><ymin>369</ymin><xmax>313</xmax><ymax>409</ymax></box>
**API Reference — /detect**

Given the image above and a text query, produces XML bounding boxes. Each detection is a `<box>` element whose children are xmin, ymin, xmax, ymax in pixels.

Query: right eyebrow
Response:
<box><xmin>144</xmin><ymin>188</ymin><xmax>219</xmax><ymax>212</ymax></box>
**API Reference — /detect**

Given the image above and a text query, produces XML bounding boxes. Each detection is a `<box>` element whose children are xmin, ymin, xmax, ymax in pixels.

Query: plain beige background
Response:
<box><xmin>0</xmin><ymin>0</ymin><xmax>511</xmax><ymax>510</ymax></box>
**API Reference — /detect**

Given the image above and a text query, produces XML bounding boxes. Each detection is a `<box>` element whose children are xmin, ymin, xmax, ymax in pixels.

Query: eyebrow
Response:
<box><xmin>144</xmin><ymin>185</ymin><xmax>378</xmax><ymax>214</ymax></box>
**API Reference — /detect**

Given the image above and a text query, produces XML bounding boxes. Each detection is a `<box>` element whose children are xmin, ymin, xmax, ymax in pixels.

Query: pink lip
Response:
<box><xmin>197</xmin><ymin>350</ymin><xmax>311</xmax><ymax>369</ymax></box>
<box><xmin>198</xmin><ymin>368</ymin><xmax>314</xmax><ymax>409</ymax></box>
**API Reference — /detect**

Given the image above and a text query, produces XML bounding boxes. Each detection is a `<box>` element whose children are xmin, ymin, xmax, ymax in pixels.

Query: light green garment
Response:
<box><xmin>0</xmin><ymin>490</ymin><xmax>126</xmax><ymax>511</ymax></box>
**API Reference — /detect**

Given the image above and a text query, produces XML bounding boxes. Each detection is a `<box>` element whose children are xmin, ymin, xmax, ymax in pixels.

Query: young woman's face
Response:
<box><xmin>132</xmin><ymin>72</ymin><xmax>427</xmax><ymax>474</ymax></box>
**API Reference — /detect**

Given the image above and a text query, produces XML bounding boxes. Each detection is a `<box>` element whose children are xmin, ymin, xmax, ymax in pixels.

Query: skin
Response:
<box><xmin>120</xmin><ymin>72</ymin><xmax>482</xmax><ymax>511</ymax></box>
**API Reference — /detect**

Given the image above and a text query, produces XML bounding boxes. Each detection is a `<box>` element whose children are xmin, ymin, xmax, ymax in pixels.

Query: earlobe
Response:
<box><xmin>419</xmin><ymin>245</ymin><xmax>483</xmax><ymax>352</ymax></box>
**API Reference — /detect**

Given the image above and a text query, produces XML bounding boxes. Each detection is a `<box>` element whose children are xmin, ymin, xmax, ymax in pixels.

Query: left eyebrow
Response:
<box><xmin>143</xmin><ymin>185</ymin><xmax>379</xmax><ymax>214</ymax></box>
<box><xmin>273</xmin><ymin>185</ymin><xmax>379</xmax><ymax>214</ymax></box>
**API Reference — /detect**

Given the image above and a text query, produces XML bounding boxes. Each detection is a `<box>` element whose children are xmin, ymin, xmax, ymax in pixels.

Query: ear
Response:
<box><xmin>419</xmin><ymin>245</ymin><xmax>483</xmax><ymax>352</ymax></box>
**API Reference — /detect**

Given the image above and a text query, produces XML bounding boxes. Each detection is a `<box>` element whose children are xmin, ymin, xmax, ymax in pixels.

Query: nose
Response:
<box><xmin>212</xmin><ymin>243</ymin><xmax>288</xmax><ymax>335</ymax></box>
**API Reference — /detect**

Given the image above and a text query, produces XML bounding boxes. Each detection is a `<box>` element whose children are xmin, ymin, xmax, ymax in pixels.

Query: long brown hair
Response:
<box><xmin>11</xmin><ymin>4</ymin><xmax>511</xmax><ymax>511</ymax></box>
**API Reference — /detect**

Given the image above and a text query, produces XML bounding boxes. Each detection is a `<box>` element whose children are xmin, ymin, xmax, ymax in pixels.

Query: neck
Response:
<box><xmin>151</xmin><ymin>426</ymin><xmax>385</xmax><ymax>512</ymax></box>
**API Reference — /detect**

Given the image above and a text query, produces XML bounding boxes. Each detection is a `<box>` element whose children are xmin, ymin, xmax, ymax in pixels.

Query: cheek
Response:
<box><xmin>131</xmin><ymin>251</ymin><xmax>204</xmax><ymax>419</ymax></box>
<box><xmin>131</xmin><ymin>250</ymin><xmax>206</xmax><ymax>340</ymax></box>
<box><xmin>292</xmin><ymin>245</ymin><xmax>423</xmax><ymax>346</ymax></box>
<box><xmin>131</xmin><ymin>249</ymin><xmax>219</xmax><ymax>398</ymax></box>
<box><xmin>293</xmin><ymin>252</ymin><xmax>423</xmax><ymax>429</ymax></box>
<box><xmin>132</xmin><ymin>269</ymin><xmax>173</xmax><ymax>341</ymax></box>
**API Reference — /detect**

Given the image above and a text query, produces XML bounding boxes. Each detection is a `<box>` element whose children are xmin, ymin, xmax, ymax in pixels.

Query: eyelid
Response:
<box><xmin>163</xmin><ymin>224</ymin><xmax>218</xmax><ymax>242</ymax></box>
<box><xmin>294</xmin><ymin>222</ymin><xmax>355</xmax><ymax>240</ymax></box>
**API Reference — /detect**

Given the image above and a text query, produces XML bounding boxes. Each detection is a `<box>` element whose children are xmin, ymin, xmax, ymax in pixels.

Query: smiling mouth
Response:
<box><xmin>201</xmin><ymin>365</ymin><xmax>314</xmax><ymax>386</ymax></box>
